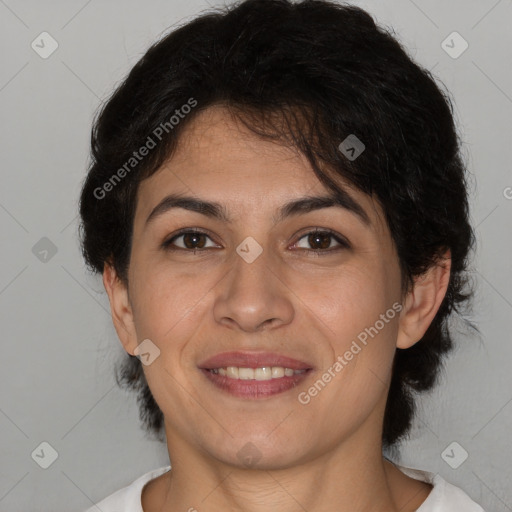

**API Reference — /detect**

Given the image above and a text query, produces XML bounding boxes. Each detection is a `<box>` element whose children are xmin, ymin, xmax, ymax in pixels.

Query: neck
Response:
<box><xmin>144</xmin><ymin>426</ymin><xmax>430</xmax><ymax>512</ymax></box>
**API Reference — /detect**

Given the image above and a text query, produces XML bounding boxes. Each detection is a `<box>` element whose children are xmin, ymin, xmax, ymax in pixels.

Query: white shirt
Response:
<box><xmin>84</xmin><ymin>464</ymin><xmax>485</xmax><ymax>511</ymax></box>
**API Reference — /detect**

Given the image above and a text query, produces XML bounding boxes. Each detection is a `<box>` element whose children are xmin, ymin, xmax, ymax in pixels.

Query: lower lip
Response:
<box><xmin>200</xmin><ymin>369</ymin><xmax>312</xmax><ymax>399</ymax></box>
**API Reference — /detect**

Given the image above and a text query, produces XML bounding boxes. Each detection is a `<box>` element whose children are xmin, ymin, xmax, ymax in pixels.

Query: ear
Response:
<box><xmin>396</xmin><ymin>249</ymin><xmax>451</xmax><ymax>349</ymax></box>
<box><xmin>102</xmin><ymin>262</ymin><xmax>138</xmax><ymax>356</ymax></box>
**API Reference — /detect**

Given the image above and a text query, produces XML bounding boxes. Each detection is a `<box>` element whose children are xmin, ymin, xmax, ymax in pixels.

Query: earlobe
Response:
<box><xmin>102</xmin><ymin>262</ymin><xmax>138</xmax><ymax>356</ymax></box>
<box><xmin>396</xmin><ymin>250</ymin><xmax>451</xmax><ymax>349</ymax></box>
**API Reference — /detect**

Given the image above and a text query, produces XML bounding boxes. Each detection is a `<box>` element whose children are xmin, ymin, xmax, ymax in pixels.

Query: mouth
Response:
<box><xmin>198</xmin><ymin>351</ymin><xmax>314</xmax><ymax>399</ymax></box>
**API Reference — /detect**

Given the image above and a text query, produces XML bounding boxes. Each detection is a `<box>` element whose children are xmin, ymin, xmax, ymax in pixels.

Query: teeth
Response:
<box><xmin>238</xmin><ymin>367</ymin><xmax>254</xmax><ymax>380</ymax></box>
<box><xmin>226</xmin><ymin>366</ymin><xmax>239</xmax><ymax>379</ymax></box>
<box><xmin>210</xmin><ymin>366</ymin><xmax>306</xmax><ymax>380</ymax></box>
<box><xmin>272</xmin><ymin>367</ymin><xmax>284</xmax><ymax>378</ymax></box>
<box><xmin>255</xmin><ymin>367</ymin><xmax>272</xmax><ymax>380</ymax></box>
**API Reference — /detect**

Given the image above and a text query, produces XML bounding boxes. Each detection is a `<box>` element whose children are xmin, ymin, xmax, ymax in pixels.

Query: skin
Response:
<box><xmin>103</xmin><ymin>105</ymin><xmax>451</xmax><ymax>512</ymax></box>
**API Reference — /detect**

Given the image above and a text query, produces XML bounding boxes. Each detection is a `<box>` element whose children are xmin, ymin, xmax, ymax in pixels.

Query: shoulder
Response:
<box><xmin>396</xmin><ymin>464</ymin><xmax>486</xmax><ymax>511</ymax></box>
<box><xmin>83</xmin><ymin>465</ymin><xmax>171</xmax><ymax>512</ymax></box>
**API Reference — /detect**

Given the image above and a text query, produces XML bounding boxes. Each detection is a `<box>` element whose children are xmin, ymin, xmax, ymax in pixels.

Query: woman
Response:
<box><xmin>79</xmin><ymin>0</ymin><xmax>484</xmax><ymax>510</ymax></box>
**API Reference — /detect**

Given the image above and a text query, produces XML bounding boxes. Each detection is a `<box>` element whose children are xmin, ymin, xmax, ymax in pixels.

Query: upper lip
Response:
<box><xmin>198</xmin><ymin>351</ymin><xmax>313</xmax><ymax>371</ymax></box>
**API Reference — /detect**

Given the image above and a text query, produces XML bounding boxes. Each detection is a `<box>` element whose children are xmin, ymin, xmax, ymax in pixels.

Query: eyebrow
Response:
<box><xmin>145</xmin><ymin>189</ymin><xmax>370</xmax><ymax>227</ymax></box>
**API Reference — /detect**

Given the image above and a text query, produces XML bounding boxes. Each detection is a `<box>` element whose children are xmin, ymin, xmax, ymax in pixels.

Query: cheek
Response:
<box><xmin>295</xmin><ymin>256</ymin><xmax>401</xmax><ymax>401</ymax></box>
<box><xmin>128</xmin><ymin>263</ymin><xmax>200</xmax><ymax>349</ymax></box>
<box><xmin>297</xmin><ymin>261</ymin><xmax>399</xmax><ymax>344</ymax></box>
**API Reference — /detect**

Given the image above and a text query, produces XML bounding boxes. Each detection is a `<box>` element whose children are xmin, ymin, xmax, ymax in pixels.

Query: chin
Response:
<box><xmin>205</xmin><ymin>433</ymin><xmax>310</xmax><ymax>471</ymax></box>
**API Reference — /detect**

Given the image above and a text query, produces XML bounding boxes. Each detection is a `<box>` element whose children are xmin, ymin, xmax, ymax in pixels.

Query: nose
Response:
<box><xmin>212</xmin><ymin>244</ymin><xmax>294</xmax><ymax>332</ymax></box>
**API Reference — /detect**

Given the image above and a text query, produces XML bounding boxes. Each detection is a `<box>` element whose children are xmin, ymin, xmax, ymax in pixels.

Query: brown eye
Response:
<box><xmin>162</xmin><ymin>228</ymin><xmax>349</xmax><ymax>254</ymax></box>
<box><xmin>307</xmin><ymin>232</ymin><xmax>332</xmax><ymax>250</ymax></box>
<box><xmin>182</xmin><ymin>232</ymin><xmax>207</xmax><ymax>249</ymax></box>
<box><xmin>162</xmin><ymin>230</ymin><xmax>217</xmax><ymax>251</ymax></box>
<box><xmin>294</xmin><ymin>229</ymin><xmax>349</xmax><ymax>253</ymax></box>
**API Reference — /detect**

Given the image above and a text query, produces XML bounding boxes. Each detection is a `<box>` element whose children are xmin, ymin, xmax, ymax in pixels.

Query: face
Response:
<box><xmin>112</xmin><ymin>105</ymin><xmax>408</xmax><ymax>469</ymax></box>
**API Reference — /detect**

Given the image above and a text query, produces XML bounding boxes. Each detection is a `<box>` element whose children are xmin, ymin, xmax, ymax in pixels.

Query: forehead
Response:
<box><xmin>134</xmin><ymin>105</ymin><xmax>386</xmax><ymax>232</ymax></box>
<box><xmin>154</xmin><ymin>105</ymin><xmax>322</xmax><ymax>186</ymax></box>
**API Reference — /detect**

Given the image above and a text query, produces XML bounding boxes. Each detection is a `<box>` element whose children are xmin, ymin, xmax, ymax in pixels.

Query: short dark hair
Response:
<box><xmin>78</xmin><ymin>0</ymin><xmax>475</xmax><ymax>450</ymax></box>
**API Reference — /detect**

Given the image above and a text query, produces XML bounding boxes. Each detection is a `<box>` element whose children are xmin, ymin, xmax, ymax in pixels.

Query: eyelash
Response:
<box><xmin>161</xmin><ymin>228</ymin><xmax>350</xmax><ymax>256</ymax></box>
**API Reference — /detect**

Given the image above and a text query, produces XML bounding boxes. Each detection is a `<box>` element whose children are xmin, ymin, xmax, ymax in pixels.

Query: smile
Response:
<box><xmin>209</xmin><ymin>366</ymin><xmax>307</xmax><ymax>380</ymax></box>
<box><xmin>201</xmin><ymin>367</ymin><xmax>312</xmax><ymax>398</ymax></box>
<box><xmin>198</xmin><ymin>351</ymin><xmax>314</xmax><ymax>398</ymax></box>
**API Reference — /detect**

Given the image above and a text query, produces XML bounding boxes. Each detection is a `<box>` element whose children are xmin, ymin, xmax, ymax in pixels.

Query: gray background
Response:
<box><xmin>0</xmin><ymin>0</ymin><xmax>511</xmax><ymax>510</ymax></box>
